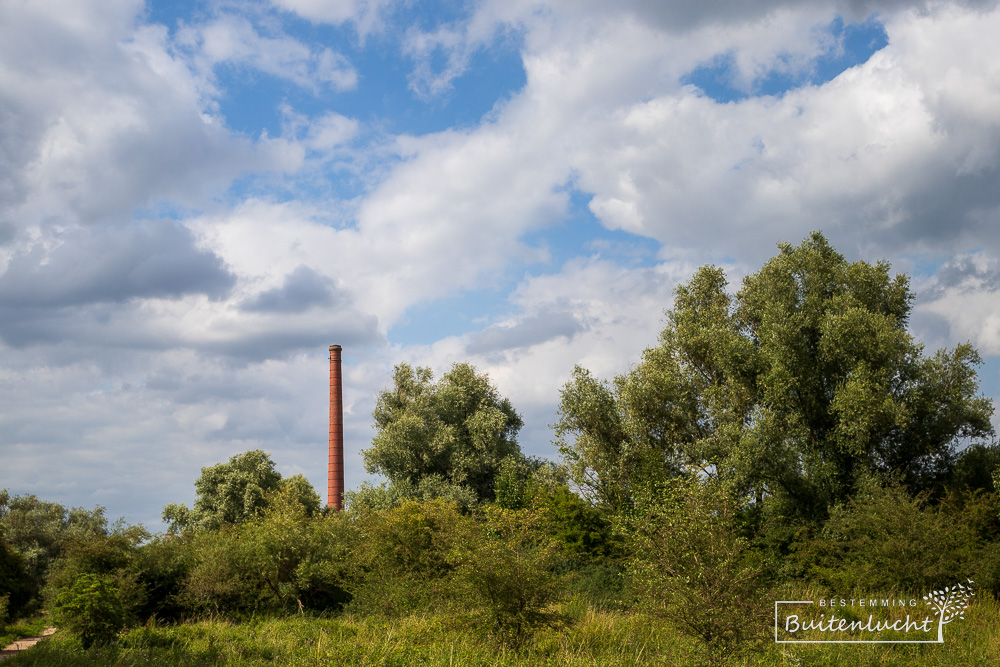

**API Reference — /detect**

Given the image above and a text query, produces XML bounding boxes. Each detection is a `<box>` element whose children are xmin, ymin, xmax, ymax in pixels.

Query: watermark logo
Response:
<box><xmin>775</xmin><ymin>580</ymin><xmax>974</xmax><ymax>644</ymax></box>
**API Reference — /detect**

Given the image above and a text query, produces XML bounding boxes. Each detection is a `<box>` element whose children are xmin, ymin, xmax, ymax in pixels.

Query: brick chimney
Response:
<box><xmin>328</xmin><ymin>345</ymin><xmax>344</xmax><ymax>510</ymax></box>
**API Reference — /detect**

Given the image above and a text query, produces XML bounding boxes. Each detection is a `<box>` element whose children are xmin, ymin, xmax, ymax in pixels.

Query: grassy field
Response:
<box><xmin>5</xmin><ymin>594</ymin><xmax>1000</xmax><ymax>667</ymax></box>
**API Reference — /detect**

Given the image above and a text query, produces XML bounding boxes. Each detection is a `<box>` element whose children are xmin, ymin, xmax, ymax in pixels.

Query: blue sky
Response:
<box><xmin>3</xmin><ymin>0</ymin><xmax>1000</xmax><ymax>529</ymax></box>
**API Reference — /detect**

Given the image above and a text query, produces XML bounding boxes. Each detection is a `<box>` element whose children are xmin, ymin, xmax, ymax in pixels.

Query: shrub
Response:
<box><xmin>42</xmin><ymin>523</ymin><xmax>148</xmax><ymax>623</ymax></box>
<box><xmin>621</xmin><ymin>475</ymin><xmax>772</xmax><ymax>664</ymax></box>
<box><xmin>347</xmin><ymin>499</ymin><xmax>470</xmax><ymax>616</ymax></box>
<box><xmin>179</xmin><ymin>527</ymin><xmax>263</xmax><ymax>614</ymax></box>
<box><xmin>131</xmin><ymin>534</ymin><xmax>194</xmax><ymax>622</ymax></box>
<box><xmin>53</xmin><ymin>573</ymin><xmax>127</xmax><ymax>648</ymax></box>
<box><xmin>0</xmin><ymin>538</ymin><xmax>32</xmax><ymax>619</ymax></box>
<box><xmin>458</xmin><ymin>503</ymin><xmax>565</xmax><ymax>647</ymax></box>
<box><xmin>345</xmin><ymin>475</ymin><xmax>477</xmax><ymax>514</ymax></box>
<box><xmin>240</xmin><ymin>487</ymin><xmax>354</xmax><ymax>613</ymax></box>
<box><xmin>793</xmin><ymin>480</ymin><xmax>982</xmax><ymax>594</ymax></box>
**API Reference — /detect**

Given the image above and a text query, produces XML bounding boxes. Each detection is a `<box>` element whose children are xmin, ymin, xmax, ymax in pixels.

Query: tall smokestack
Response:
<box><xmin>328</xmin><ymin>345</ymin><xmax>344</xmax><ymax>510</ymax></box>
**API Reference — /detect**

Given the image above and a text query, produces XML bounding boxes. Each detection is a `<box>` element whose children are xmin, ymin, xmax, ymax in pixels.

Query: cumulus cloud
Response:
<box><xmin>241</xmin><ymin>265</ymin><xmax>343</xmax><ymax>313</ymax></box>
<box><xmin>175</xmin><ymin>14</ymin><xmax>358</xmax><ymax>92</ymax></box>
<box><xmin>913</xmin><ymin>251</ymin><xmax>1000</xmax><ymax>355</ymax></box>
<box><xmin>466</xmin><ymin>311</ymin><xmax>585</xmax><ymax>355</ymax></box>
<box><xmin>0</xmin><ymin>222</ymin><xmax>234</xmax><ymax>309</ymax></box>
<box><xmin>270</xmin><ymin>0</ymin><xmax>398</xmax><ymax>36</ymax></box>
<box><xmin>4</xmin><ymin>0</ymin><xmax>1000</xmax><ymax>529</ymax></box>
<box><xmin>0</xmin><ymin>1</ymin><xmax>301</xmax><ymax>231</ymax></box>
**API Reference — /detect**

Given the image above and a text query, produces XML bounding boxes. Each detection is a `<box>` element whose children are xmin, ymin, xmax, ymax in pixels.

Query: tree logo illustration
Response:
<box><xmin>924</xmin><ymin>579</ymin><xmax>974</xmax><ymax>643</ymax></box>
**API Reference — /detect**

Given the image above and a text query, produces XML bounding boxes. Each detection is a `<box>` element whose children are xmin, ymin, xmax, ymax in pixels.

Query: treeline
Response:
<box><xmin>3</xmin><ymin>233</ymin><xmax>1000</xmax><ymax>664</ymax></box>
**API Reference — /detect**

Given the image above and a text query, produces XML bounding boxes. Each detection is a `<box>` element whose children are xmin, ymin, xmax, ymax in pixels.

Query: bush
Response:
<box><xmin>53</xmin><ymin>573</ymin><xmax>127</xmax><ymax>648</ymax></box>
<box><xmin>179</xmin><ymin>527</ymin><xmax>263</xmax><ymax>615</ymax></box>
<box><xmin>347</xmin><ymin>499</ymin><xmax>470</xmax><ymax>616</ymax></box>
<box><xmin>345</xmin><ymin>475</ymin><xmax>477</xmax><ymax>514</ymax></box>
<box><xmin>42</xmin><ymin>524</ymin><xmax>148</xmax><ymax>624</ymax></box>
<box><xmin>793</xmin><ymin>480</ymin><xmax>983</xmax><ymax>594</ymax></box>
<box><xmin>239</xmin><ymin>487</ymin><xmax>354</xmax><ymax>613</ymax></box>
<box><xmin>459</xmin><ymin>504</ymin><xmax>564</xmax><ymax>646</ymax></box>
<box><xmin>0</xmin><ymin>538</ymin><xmax>32</xmax><ymax>619</ymax></box>
<box><xmin>131</xmin><ymin>534</ymin><xmax>194</xmax><ymax>622</ymax></box>
<box><xmin>621</xmin><ymin>475</ymin><xmax>772</xmax><ymax>664</ymax></box>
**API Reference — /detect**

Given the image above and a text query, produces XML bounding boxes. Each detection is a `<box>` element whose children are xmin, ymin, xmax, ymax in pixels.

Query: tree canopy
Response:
<box><xmin>556</xmin><ymin>232</ymin><xmax>995</xmax><ymax>520</ymax></box>
<box><xmin>162</xmin><ymin>450</ymin><xmax>320</xmax><ymax>532</ymax></box>
<box><xmin>362</xmin><ymin>362</ymin><xmax>524</xmax><ymax>503</ymax></box>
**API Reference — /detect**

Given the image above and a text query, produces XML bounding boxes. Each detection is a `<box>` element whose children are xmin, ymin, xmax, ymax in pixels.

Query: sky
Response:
<box><xmin>2</xmin><ymin>0</ymin><xmax>1000</xmax><ymax>530</ymax></box>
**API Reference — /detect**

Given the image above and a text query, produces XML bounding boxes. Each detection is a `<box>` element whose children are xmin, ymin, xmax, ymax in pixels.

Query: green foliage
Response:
<box><xmin>238</xmin><ymin>487</ymin><xmax>353</xmax><ymax>612</ymax></box>
<box><xmin>43</xmin><ymin>522</ymin><xmax>149</xmax><ymax>625</ymax></box>
<box><xmin>179</xmin><ymin>528</ymin><xmax>264</xmax><ymax>614</ymax></box>
<box><xmin>13</xmin><ymin>600</ymin><xmax>1000</xmax><ymax>667</ymax></box>
<box><xmin>347</xmin><ymin>499</ymin><xmax>471</xmax><ymax>616</ymax></box>
<box><xmin>495</xmin><ymin>456</ymin><xmax>530</xmax><ymax>511</ymax></box>
<box><xmin>131</xmin><ymin>534</ymin><xmax>194</xmax><ymax>622</ymax></box>
<box><xmin>0</xmin><ymin>489</ymin><xmax>108</xmax><ymax>614</ymax></box>
<box><xmin>555</xmin><ymin>367</ymin><xmax>635</xmax><ymax>512</ymax></box>
<box><xmin>364</xmin><ymin>362</ymin><xmax>524</xmax><ymax>502</ymax></box>
<box><xmin>0</xmin><ymin>535</ymin><xmax>32</xmax><ymax>619</ymax></box>
<box><xmin>163</xmin><ymin>450</ymin><xmax>320</xmax><ymax>532</ymax></box>
<box><xmin>951</xmin><ymin>442</ymin><xmax>1000</xmax><ymax>493</ymax></box>
<box><xmin>622</xmin><ymin>475</ymin><xmax>772</xmax><ymax>664</ymax></box>
<box><xmin>345</xmin><ymin>474</ymin><xmax>477</xmax><ymax>514</ymax></box>
<box><xmin>277</xmin><ymin>474</ymin><xmax>321</xmax><ymax>517</ymax></box>
<box><xmin>458</xmin><ymin>504</ymin><xmax>565</xmax><ymax>647</ymax></box>
<box><xmin>556</xmin><ymin>233</ymin><xmax>995</xmax><ymax>523</ymax></box>
<box><xmin>793</xmin><ymin>480</ymin><xmax>993</xmax><ymax>594</ymax></box>
<box><xmin>53</xmin><ymin>572</ymin><xmax>128</xmax><ymax>648</ymax></box>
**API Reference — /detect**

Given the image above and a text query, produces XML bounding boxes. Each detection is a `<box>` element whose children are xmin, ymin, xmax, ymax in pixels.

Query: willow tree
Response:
<box><xmin>362</xmin><ymin>362</ymin><xmax>523</xmax><ymax>503</ymax></box>
<box><xmin>556</xmin><ymin>232</ymin><xmax>994</xmax><ymax>519</ymax></box>
<box><xmin>162</xmin><ymin>450</ymin><xmax>320</xmax><ymax>532</ymax></box>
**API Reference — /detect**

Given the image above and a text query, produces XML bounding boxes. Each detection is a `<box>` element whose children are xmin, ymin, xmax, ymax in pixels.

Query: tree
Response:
<box><xmin>363</xmin><ymin>362</ymin><xmax>524</xmax><ymax>503</ymax></box>
<box><xmin>162</xmin><ymin>450</ymin><xmax>318</xmax><ymax>532</ymax></box>
<box><xmin>622</xmin><ymin>475</ymin><xmax>772</xmax><ymax>664</ymax></box>
<box><xmin>53</xmin><ymin>573</ymin><xmax>127</xmax><ymax>648</ymax></box>
<box><xmin>0</xmin><ymin>489</ymin><xmax>108</xmax><ymax>610</ymax></box>
<box><xmin>557</xmin><ymin>233</ymin><xmax>994</xmax><ymax>520</ymax></box>
<box><xmin>238</xmin><ymin>487</ymin><xmax>353</xmax><ymax>613</ymax></box>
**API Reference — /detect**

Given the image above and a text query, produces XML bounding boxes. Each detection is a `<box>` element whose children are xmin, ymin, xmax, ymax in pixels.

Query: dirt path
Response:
<box><xmin>0</xmin><ymin>627</ymin><xmax>56</xmax><ymax>661</ymax></box>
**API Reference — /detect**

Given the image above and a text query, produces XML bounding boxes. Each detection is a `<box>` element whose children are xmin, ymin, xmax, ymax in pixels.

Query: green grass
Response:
<box><xmin>0</xmin><ymin>615</ymin><xmax>52</xmax><ymax>649</ymax></box>
<box><xmin>5</xmin><ymin>596</ymin><xmax>1000</xmax><ymax>666</ymax></box>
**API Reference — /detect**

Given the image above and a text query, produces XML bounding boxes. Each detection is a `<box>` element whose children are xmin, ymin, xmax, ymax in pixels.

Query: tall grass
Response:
<box><xmin>6</xmin><ymin>595</ymin><xmax>1000</xmax><ymax>666</ymax></box>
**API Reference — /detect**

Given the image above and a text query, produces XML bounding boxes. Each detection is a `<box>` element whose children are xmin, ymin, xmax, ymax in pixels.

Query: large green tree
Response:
<box><xmin>0</xmin><ymin>489</ymin><xmax>108</xmax><ymax>611</ymax></box>
<box><xmin>162</xmin><ymin>450</ymin><xmax>320</xmax><ymax>532</ymax></box>
<box><xmin>362</xmin><ymin>362</ymin><xmax>524</xmax><ymax>503</ymax></box>
<box><xmin>556</xmin><ymin>233</ymin><xmax>994</xmax><ymax>519</ymax></box>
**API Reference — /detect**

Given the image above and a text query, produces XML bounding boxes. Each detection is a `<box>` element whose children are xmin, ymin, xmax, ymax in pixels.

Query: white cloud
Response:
<box><xmin>270</xmin><ymin>0</ymin><xmax>397</xmax><ymax>36</ymax></box>
<box><xmin>4</xmin><ymin>0</ymin><xmax>1000</xmax><ymax>529</ymax></box>
<box><xmin>176</xmin><ymin>14</ymin><xmax>358</xmax><ymax>93</ymax></box>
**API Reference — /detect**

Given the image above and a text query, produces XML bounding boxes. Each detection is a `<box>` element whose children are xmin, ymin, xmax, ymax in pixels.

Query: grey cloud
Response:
<box><xmin>877</xmin><ymin>166</ymin><xmax>1000</xmax><ymax>255</ymax></box>
<box><xmin>0</xmin><ymin>222</ymin><xmax>15</xmax><ymax>245</ymax></box>
<box><xmin>466</xmin><ymin>311</ymin><xmax>585</xmax><ymax>355</ymax></box>
<box><xmin>0</xmin><ymin>2</ymin><xmax>287</xmax><ymax>231</ymax></box>
<box><xmin>913</xmin><ymin>252</ymin><xmax>1000</xmax><ymax>301</ymax></box>
<box><xmin>242</xmin><ymin>265</ymin><xmax>343</xmax><ymax>313</ymax></box>
<box><xmin>201</xmin><ymin>315</ymin><xmax>383</xmax><ymax>362</ymax></box>
<box><xmin>0</xmin><ymin>222</ymin><xmax>235</xmax><ymax>309</ymax></box>
<box><xmin>614</xmin><ymin>0</ymin><xmax>996</xmax><ymax>31</ymax></box>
